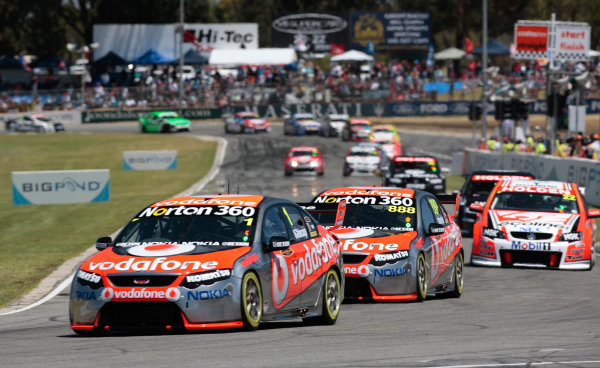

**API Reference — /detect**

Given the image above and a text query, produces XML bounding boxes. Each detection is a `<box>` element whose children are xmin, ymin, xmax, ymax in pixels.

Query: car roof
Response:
<box><xmin>469</xmin><ymin>169</ymin><xmax>534</xmax><ymax>178</ymax></box>
<box><xmin>290</xmin><ymin>146</ymin><xmax>319</xmax><ymax>151</ymax></box>
<box><xmin>495</xmin><ymin>180</ymin><xmax>575</xmax><ymax>194</ymax></box>
<box><xmin>350</xmin><ymin>145</ymin><xmax>378</xmax><ymax>152</ymax></box>
<box><xmin>294</xmin><ymin>113</ymin><xmax>314</xmax><ymax>118</ymax></box>
<box><xmin>148</xmin><ymin>195</ymin><xmax>266</xmax><ymax>208</ymax></box>
<box><xmin>350</xmin><ymin>119</ymin><xmax>371</xmax><ymax>124</ymax></box>
<box><xmin>236</xmin><ymin>112</ymin><xmax>259</xmax><ymax>117</ymax></box>
<box><xmin>393</xmin><ymin>155</ymin><xmax>437</xmax><ymax>163</ymax></box>
<box><xmin>372</xmin><ymin>124</ymin><xmax>395</xmax><ymax>130</ymax></box>
<box><xmin>314</xmin><ymin>186</ymin><xmax>415</xmax><ymax>199</ymax></box>
<box><xmin>328</xmin><ymin>114</ymin><xmax>349</xmax><ymax>119</ymax></box>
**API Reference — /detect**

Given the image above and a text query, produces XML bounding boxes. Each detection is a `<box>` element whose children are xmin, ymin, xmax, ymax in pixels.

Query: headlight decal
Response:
<box><xmin>76</xmin><ymin>270</ymin><xmax>103</xmax><ymax>289</ymax></box>
<box><xmin>180</xmin><ymin>269</ymin><xmax>232</xmax><ymax>289</ymax></box>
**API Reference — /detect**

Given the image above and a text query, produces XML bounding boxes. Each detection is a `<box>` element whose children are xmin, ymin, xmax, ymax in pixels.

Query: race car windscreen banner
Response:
<box><xmin>123</xmin><ymin>150</ymin><xmax>177</xmax><ymax>171</ymax></box>
<box><xmin>12</xmin><ymin>169</ymin><xmax>110</xmax><ymax>205</ymax></box>
<box><xmin>349</xmin><ymin>11</ymin><xmax>430</xmax><ymax>53</ymax></box>
<box><xmin>93</xmin><ymin>23</ymin><xmax>258</xmax><ymax>62</ymax></box>
<box><xmin>271</xmin><ymin>13</ymin><xmax>348</xmax><ymax>53</ymax></box>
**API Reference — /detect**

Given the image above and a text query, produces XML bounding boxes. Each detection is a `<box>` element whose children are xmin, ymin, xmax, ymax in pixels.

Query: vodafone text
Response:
<box><xmin>87</xmin><ymin>257</ymin><xmax>218</xmax><ymax>272</ymax></box>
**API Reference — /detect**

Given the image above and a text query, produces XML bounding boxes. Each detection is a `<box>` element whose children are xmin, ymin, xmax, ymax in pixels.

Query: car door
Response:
<box><xmin>420</xmin><ymin>195</ymin><xmax>450</xmax><ymax>285</ymax></box>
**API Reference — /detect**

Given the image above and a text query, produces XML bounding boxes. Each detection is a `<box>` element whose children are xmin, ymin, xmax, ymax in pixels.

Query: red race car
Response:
<box><xmin>284</xmin><ymin>146</ymin><xmax>325</xmax><ymax>176</ymax></box>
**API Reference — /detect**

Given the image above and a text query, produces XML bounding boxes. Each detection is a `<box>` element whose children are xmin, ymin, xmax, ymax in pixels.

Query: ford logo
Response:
<box><xmin>133</xmin><ymin>277</ymin><xmax>150</xmax><ymax>285</ymax></box>
<box><xmin>273</xmin><ymin>14</ymin><xmax>347</xmax><ymax>35</ymax></box>
<box><xmin>527</xmin><ymin>233</ymin><xmax>536</xmax><ymax>240</ymax></box>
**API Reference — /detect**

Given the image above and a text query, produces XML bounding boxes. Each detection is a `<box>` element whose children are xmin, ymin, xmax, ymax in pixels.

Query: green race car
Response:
<box><xmin>139</xmin><ymin>111</ymin><xmax>191</xmax><ymax>133</ymax></box>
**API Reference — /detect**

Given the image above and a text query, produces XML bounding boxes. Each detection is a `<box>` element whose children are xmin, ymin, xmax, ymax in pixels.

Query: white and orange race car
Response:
<box><xmin>471</xmin><ymin>179</ymin><xmax>600</xmax><ymax>270</ymax></box>
<box><xmin>69</xmin><ymin>195</ymin><xmax>343</xmax><ymax>334</ymax></box>
<box><xmin>302</xmin><ymin>186</ymin><xmax>464</xmax><ymax>302</ymax></box>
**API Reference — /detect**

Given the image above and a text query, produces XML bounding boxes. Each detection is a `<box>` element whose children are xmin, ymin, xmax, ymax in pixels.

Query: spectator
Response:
<box><xmin>586</xmin><ymin>133</ymin><xmax>599</xmax><ymax>160</ymax></box>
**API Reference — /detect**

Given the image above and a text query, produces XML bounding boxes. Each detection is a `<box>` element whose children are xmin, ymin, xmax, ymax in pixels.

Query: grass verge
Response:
<box><xmin>0</xmin><ymin>133</ymin><xmax>216</xmax><ymax>307</ymax></box>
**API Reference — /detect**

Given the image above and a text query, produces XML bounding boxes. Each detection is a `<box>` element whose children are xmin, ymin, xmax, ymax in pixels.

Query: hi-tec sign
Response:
<box><xmin>514</xmin><ymin>20</ymin><xmax>590</xmax><ymax>61</ymax></box>
<box><xmin>12</xmin><ymin>169</ymin><xmax>110</xmax><ymax>205</ymax></box>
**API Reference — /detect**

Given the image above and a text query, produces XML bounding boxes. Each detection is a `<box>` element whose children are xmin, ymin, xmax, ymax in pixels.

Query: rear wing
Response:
<box><xmin>299</xmin><ymin>200</ymin><xmax>346</xmax><ymax>229</ymax></box>
<box><xmin>435</xmin><ymin>193</ymin><xmax>460</xmax><ymax>219</ymax></box>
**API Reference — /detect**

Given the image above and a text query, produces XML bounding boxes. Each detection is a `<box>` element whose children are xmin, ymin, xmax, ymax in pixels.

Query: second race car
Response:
<box><xmin>384</xmin><ymin>156</ymin><xmax>446</xmax><ymax>194</ymax></box>
<box><xmin>284</xmin><ymin>146</ymin><xmax>325</xmax><ymax>176</ymax></box>
<box><xmin>139</xmin><ymin>111</ymin><xmax>191</xmax><ymax>133</ymax></box>
<box><xmin>223</xmin><ymin>112</ymin><xmax>271</xmax><ymax>134</ymax></box>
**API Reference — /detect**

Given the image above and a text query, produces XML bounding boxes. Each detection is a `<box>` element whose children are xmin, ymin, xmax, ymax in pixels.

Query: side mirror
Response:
<box><xmin>427</xmin><ymin>223</ymin><xmax>445</xmax><ymax>236</ymax></box>
<box><xmin>264</xmin><ymin>236</ymin><xmax>290</xmax><ymax>252</ymax></box>
<box><xmin>96</xmin><ymin>236</ymin><xmax>112</xmax><ymax>251</ymax></box>
<box><xmin>588</xmin><ymin>209</ymin><xmax>600</xmax><ymax>219</ymax></box>
<box><xmin>469</xmin><ymin>203</ymin><xmax>484</xmax><ymax>212</ymax></box>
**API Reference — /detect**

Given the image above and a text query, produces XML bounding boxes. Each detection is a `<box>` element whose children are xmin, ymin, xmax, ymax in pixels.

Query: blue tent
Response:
<box><xmin>472</xmin><ymin>40</ymin><xmax>510</xmax><ymax>56</ymax></box>
<box><xmin>131</xmin><ymin>49</ymin><xmax>174</xmax><ymax>64</ymax></box>
<box><xmin>182</xmin><ymin>49</ymin><xmax>208</xmax><ymax>65</ymax></box>
<box><xmin>94</xmin><ymin>51</ymin><xmax>127</xmax><ymax>66</ymax></box>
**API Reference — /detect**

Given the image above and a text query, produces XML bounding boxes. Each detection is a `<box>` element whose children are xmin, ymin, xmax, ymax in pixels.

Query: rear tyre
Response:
<box><xmin>448</xmin><ymin>251</ymin><xmax>464</xmax><ymax>298</ymax></box>
<box><xmin>140</xmin><ymin>124</ymin><xmax>147</xmax><ymax>133</ymax></box>
<box><xmin>304</xmin><ymin>269</ymin><xmax>341</xmax><ymax>325</ymax></box>
<box><xmin>241</xmin><ymin>272</ymin><xmax>262</xmax><ymax>331</ymax></box>
<box><xmin>6</xmin><ymin>121</ymin><xmax>16</xmax><ymax>132</ymax></box>
<box><xmin>416</xmin><ymin>252</ymin><xmax>428</xmax><ymax>302</ymax></box>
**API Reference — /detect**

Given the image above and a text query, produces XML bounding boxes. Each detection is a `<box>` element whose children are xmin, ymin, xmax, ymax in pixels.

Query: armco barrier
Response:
<box><xmin>465</xmin><ymin>148</ymin><xmax>600</xmax><ymax>207</ymax></box>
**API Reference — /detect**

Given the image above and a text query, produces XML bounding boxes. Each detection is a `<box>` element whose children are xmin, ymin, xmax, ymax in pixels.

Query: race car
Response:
<box><xmin>283</xmin><ymin>113</ymin><xmax>323</xmax><ymax>135</ymax></box>
<box><xmin>369</xmin><ymin>124</ymin><xmax>400</xmax><ymax>143</ymax></box>
<box><xmin>341</xmin><ymin>118</ymin><xmax>372</xmax><ymax>141</ymax></box>
<box><xmin>284</xmin><ymin>146</ymin><xmax>325</xmax><ymax>176</ymax></box>
<box><xmin>384</xmin><ymin>156</ymin><xmax>446</xmax><ymax>194</ymax></box>
<box><xmin>470</xmin><ymin>179</ymin><xmax>600</xmax><ymax>270</ymax></box>
<box><xmin>321</xmin><ymin>114</ymin><xmax>350</xmax><ymax>137</ymax></box>
<box><xmin>343</xmin><ymin>144</ymin><xmax>386</xmax><ymax>177</ymax></box>
<box><xmin>302</xmin><ymin>186</ymin><xmax>464</xmax><ymax>301</ymax></box>
<box><xmin>223</xmin><ymin>112</ymin><xmax>271</xmax><ymax>134</ymax></box>
<box><xmin>139</xmin><ymin>111</ymin><xmax>191</xmax><ymax>133</ymax></box>
<box><xmin>5</xmin><ymin>114</ymin><xmax>65</xmax><ymax>133</ymax></box>
<box><xmin>457</xmin><ymin>170</ymin><xmax>534</xmax><ymax>236</ymax></box>
<box><xmin>69</xmin><ymin>194</ymin><xmax>343</xmax><ymax>334</ymax></box>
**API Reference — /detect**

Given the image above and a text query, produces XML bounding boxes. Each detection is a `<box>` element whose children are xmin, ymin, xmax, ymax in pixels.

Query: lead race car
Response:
<box><xmin>223</xmin><ymin>111</ymin><xmax>271</xmax><ymax>134</ymax></box>
<box><xmin>301</xmin><ymin>187</ymin><xmax>464</xmax><ymax>302</ymax></box>
<box><xmin>70</xmin><ymin>195</ymin><xmax>343</xmax><ymax>334</ymax></box>
<box><xmin>471</xmin><ymin>179</ymin><xmax>600</xmax><ymax>270</ymax></box>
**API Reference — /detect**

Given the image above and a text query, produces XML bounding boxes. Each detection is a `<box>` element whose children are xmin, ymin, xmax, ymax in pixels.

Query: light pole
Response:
<box><xmin>179</xmin><ymin>0</ymin><xmax>184</xmax><ymax>107</ymax></box>
<box><xmin>67</xmin><ymin>42</ymin><xmax>99</xmax><ymax>109</ymax></box>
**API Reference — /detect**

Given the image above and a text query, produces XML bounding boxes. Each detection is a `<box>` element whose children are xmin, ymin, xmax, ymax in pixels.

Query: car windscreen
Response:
<box><xmin>310</xmin><ymin>201</ymin><xmax>417</xmax><ymax>234</ymax></box>
<box><xmin>349</xmin><ymin>150</ymin><xmax>377</xmax><ymax>156</ymax></box>
<box><xmin>391</xmin><ymin>161</ymin><xmax>434</xmax><ymax>174</ymax></box>
<box><xmin>159</xmin><ymin>112</ymin><xmax>179</xmax><ymax>118</ymax></box>
<box><xmin>112</xmin><ymin>206</ymin><xmax>256</xmax><ymax>254</ymax></box>
<box><xmin>490</xmin><ymin>192</ymin><xmax>579</xmax><ymax>214</ymax></box>
<box><xmin>290</xmin><ymin>151</ymin><xmax>316</xmax><ymax>157</ymax></box>
<box><xmin>465</xmin><ymin>180</ymin><xmax>499</xmax><ymax>197</ymax></box>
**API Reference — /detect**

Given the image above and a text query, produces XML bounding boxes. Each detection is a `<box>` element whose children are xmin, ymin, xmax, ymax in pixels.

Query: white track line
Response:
<box><xmin>424</xmin><ymin>360</ymin><xmax>600</xmax><ymax>368</ymax></box>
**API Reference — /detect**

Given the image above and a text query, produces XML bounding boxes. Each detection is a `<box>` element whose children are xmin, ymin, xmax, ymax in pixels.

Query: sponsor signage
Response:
<box><xmin>514</xmin><ymin>24</ymin><xmax>549</xmax><ymax>59</ymax></box>
<box><xmin>271</xmin><ymin>13</ymin><xmax>348</xmax><ymax>53</ymax></box>
<box><xmin>93</xmin><ymin>24</ymin><xmax>258</xmax><ymax>61</ymax></box>
<box><xmin>513</xmin><ymin>20</ymin><xmax>590</xmax><ymax>61</ymax></box>
<box><xmin>123</xmin><ymin>150</ymin><xmax>177</xmax><ymax>171</ymax></box>
<box><xmin>12</xmin><ymin>169</ymin><xmax>110</xmax><ymax>205</ymax></box>
<box><xmin>349</xmin><ymin>11</ymin><xmax>430</xmax><ymax>52</ymax></box>
<box><xmin>554</xmin><ymin>24</ymin><xmax>590</xmax><ymax>61</ymax></box>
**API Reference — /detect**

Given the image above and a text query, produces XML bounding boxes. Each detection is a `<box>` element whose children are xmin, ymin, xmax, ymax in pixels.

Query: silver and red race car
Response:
<box><xmin>302</xmin><ymin>186</ymin><xmax>464</xmax><ymax>302</ymax></box>
<box><xmin>69</xmin><ymin>194</ymin><xmax>343</xmax><ymax>334</ymax></box>
<box><xmin>471</xmin><ymin>179</ymin><xmax>600</xmax><ymax>270</ymax></box>
<box><xmin>223</xmin><ymin>112</ymin><xmax>271</xmax><ymax>133</ymax></box>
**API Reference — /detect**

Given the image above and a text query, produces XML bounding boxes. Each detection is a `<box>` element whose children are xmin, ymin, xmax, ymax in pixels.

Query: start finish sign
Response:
<box><xmin>12</xmin><ymin>169</ymin><xmax>110</xmax><ymax>205</ymax></box>
<box><xmin>123</xmin><ymin>150</ymin><xmax>177</xmax><ymax>171</ymax></box>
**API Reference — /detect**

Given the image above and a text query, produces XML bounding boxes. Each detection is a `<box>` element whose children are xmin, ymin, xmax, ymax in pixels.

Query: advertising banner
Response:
<box><xmin>123</xmin><ymin>150</ymin><xmax>177</xmax><ymax>171</ymax></box>
<box><xmin>12</xmin><ymin>170</ymin><xmax>110</xmax><ymax>205</ymax></box>
<box><xmin>349</xmin><ymin>11</ymin><xmax>430</xmax><ymax>52</ymax></box>
<box><xmin>271</xmin><ymin>13</ymin><xmax>348</xmax><ymax>53</ymax></box>
<box><xmin>93</xmin><ymin>23</ymin><xmax>258</xmax><ymax>62</ymax></box>
<box><xmin>554</xmin><ymin>24</ymin><xmax>590</xmax><ymax>61</ymax></box>
<box><xmin>513</xmin><ymin>24</ymin><xmax>549</xmax><ymax>60</ymax></box>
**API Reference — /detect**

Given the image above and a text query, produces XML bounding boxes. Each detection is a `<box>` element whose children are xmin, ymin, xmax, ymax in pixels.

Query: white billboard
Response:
<box><xmin>554</xmin><ymin>24</ymin><xmax>590</xmax><ymax>61</ymax></box>
<box><xmin>12</xmin><ymin>170</ymin><xmax>110</xmax><ymax>205</ymax></box>
<box><xmin>93</xmin><ymin>23</ymin><xmax>259</xmax><ymax>62</ymax></box>
<box><xmin>123</xmin><ymin>150</ymin><xmax>177</xmax><ymax>171</ymax></box>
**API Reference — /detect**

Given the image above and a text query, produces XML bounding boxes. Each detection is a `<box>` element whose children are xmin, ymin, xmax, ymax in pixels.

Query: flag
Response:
<box><xmin>465</xmin><ymin>38</ymin><xmax>473</xmax><ymax>55</ymax></box>
<box><xmin>330</xmin><ymin>42</ymin><xmax>345</xmax><ymax>55</ymax></box>
<box><xmin>365</xmin><ymin>40</ymin><xmax>375</xmax><ymax>55</ymax></box>
<box><xmin>19</xmin><ymin>52</ymin><xmax>31</xmax><ymax>71</ymax></box>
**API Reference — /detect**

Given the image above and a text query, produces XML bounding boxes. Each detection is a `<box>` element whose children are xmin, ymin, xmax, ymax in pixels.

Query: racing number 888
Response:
<box><xmin>387</xmin><ymin>206</ymin><xmax>415</xmax><ymax>214</ymax></box>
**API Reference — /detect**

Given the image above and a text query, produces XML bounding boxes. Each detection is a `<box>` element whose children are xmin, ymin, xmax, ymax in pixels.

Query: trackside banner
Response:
<box><xmin>123</xmin><ymin>150</ymin><xmax>177</xmax><ymax>171</ymax></box>
<box><xmin>12</xmin><ymin>170</ymin><xmax>110</xmax><ymax>205</ymax></box>
<box><xmin>464</xmin><ymin>149</ymin><xmax>600</xmax><ymax>207</ymax></box>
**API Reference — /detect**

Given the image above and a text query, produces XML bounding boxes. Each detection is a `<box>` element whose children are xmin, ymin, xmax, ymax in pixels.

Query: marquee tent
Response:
<box><xmin>131</xmin><ymin>48</ymin><xmax>174</xmax><ymax>65</ymax></box>
<box><xmin>208</xmin><ymin>48</ymin><xmax>297</xmax><ymax>66</ymax></box>
<box><xmin>472</xmin><ymin>40</ymin><xmax>510</xmax><ymax>56</ymax></box>
<box><xmin>330</xmin><ymin>50</ymin><xmax>374</xmax><ymax>63</ymax></box>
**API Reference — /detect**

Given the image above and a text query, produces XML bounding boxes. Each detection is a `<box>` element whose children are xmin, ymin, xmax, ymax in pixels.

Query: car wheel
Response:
<box><xmin>160</xmin><ymin>124</ymin><xmax>170</xmax><ymax>133</ymax></box>
<box><xmin>140</xmin><ymin>124</ymin><xmax>147</xmax><ymax>133</ymax></box>
<box><xmin>6</xmin><ymin>121</ymin><xmax>16</xmax><ymax>132</ymax></box>
<box><xmin>304</xmin><ymin>269</ymin><xmax>341</xmax><ymax>325</ymax></box>
<box><xmin>284</xmin><ymin>170</ymin><xmax>293</xmax><ymax>176</ymax></box>
<box><xmin>241</xmin><ymin>272</ymin><xmax>262</xmax><ymax>331</ymax></box>
<box><xmin>590</xmin><ymin>247</ymin><xmax>596</xmax><ymax>270</ymax></box>
<box><xmin>448</xmin><ymin>251</ymin><xmax>464</xmax><ymax>298</ymax></box>
<box><xmin>416</xmin><ymin>252</ymin><xmax>428</xmax><ymax>302</ymax></box>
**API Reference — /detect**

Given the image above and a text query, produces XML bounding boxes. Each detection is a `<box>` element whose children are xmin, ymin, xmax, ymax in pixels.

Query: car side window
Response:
<box><xmin>420</xmin><ymin>197</ymin><xmax>437</xmax><ymax>231</ymax></box>
<box><xmin>425</xmin><ymin>196</ymin><xmax>446</xmax><ymax>226</ymax></box>
<box><xmin>261</xmin><ymin>206</ymin><xmax>289</xmax><ymax>244</ymax></box>
<box><xmin>280</xmin><ymin>205</ymin><xmax>310</xmax><ymax>243</ymax></box>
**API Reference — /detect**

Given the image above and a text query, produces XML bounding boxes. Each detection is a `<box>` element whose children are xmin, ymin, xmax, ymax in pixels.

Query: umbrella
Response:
<box><xmin>434</xmin><ymin>47</ymin><xmax>466</xmax><ymax>60</ymax></box>
<box><xmin>94</xmin><ymin>51</ymin><xmax>127</xmax><ymax>66</ymax></box>
<box><xmin>131</xmin><ymin>49</ymin><xmax>174</xmax><ymax>65</ymax></box>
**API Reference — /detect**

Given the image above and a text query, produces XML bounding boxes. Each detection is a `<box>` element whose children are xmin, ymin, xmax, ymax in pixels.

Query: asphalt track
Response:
<box><xmin>1</xmin><ymin>122</ymin><xmax>599</xmax><ymax>368</ymax></box>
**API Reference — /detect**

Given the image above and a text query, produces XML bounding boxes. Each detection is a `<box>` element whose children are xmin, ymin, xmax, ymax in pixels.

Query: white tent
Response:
<box><xmin>208</xmin><ymin>48</ymin><xmax>297</xmax><ymax>66</ymax></box>
<box><xmin>589</xmin><ymin>50</ymin><xmax>600</xmax><ymax>57</ymax></box>
<box><xmin>434</xmin><ymin>47</ymin><xmax>466</xmax><ymax>60</ymax></box>
<box><xmin>330</xmin><ymin>50</ymin><xmax>374</xmax><ymax>63</ymax></box>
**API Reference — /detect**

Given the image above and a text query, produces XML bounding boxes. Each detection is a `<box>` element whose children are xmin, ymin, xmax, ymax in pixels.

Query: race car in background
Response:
<box><xmin>139</xmin><ymin>111</ymin><xmax>191</xmax><ymax>133</ymax></box>
<box><xmin>321</xmin><ymin>114</ymin><xmax>350</xmax><ymax>137</ymax></box>
<box><xmin>456</xmin><ymin>170</ymin><xmax>534</xmax><ymax>236</ymax></box>
<box><xmin>384</xmin><ymin>156</ymin><xmax>446</xmax><ymax>194</ymax></box>
<box><xmin>5</xmin><ymin>114</ymin><xmax>65</xmax><ymax>133</ymax></box>
<box><xmin>223</xmin><ymin>112</ymin><xmax>271</xmax><ymax>134</ymax></box>
<box><xmin>343</xmin><ymin>143</ymin><xmax>386</xmax><ymax>177</ymax></box>
<box><xmin>470</xmin><ymin>179</ymin><xmax>600</xmax><ymax>270</ymax></box>
<box><xmin>284</xmin><ymin>146</ymin><xmax>325</xmax><ymax>176</ymax></box>
<box><xmin>369</xmin><ymin>124</ymin><xmax>402</xmax><ymax>158</ymax></box>
<box><xmin>69</xmin><ymin>194</ymin><xmax>343</xmax><ymax>334</ymax></box>
<box><xmin>302</xmin><ymin>186</ymin><xmax>464</xmax><ymax>301</ymax></box>
<box><xmin>283</xmin><ymin>113</ymin><xmax>323</xmax><ymax>135</ymax></box>
<box><xmin>341</xmin><ymin>118</ymin><xmax>372</xmax><ymax>141</ymax></box>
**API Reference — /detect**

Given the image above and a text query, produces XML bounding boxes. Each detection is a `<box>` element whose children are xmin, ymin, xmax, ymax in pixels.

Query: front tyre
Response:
<box><xmin>416</xmin><ymin>252</ymin><xmax>428</xmax><ymax>302</ymax></box>
<box><xmin>448</xmin><ymin>251</ymin><xmax>464</xmax><ymax>298</ymax></box>
<box><xmin>305</xmin><ymin>269</ymin><xmax>341</xmax><ymax>325</ymax></box>
<box><xmin>241</xmin><ymin>272</ymin><xmax>262</xmax><ymax>331</ymax></box>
